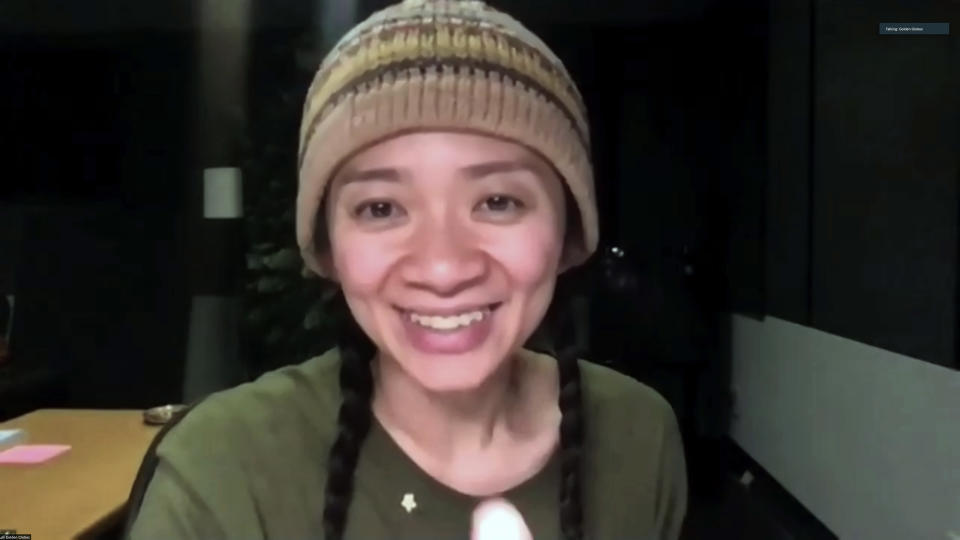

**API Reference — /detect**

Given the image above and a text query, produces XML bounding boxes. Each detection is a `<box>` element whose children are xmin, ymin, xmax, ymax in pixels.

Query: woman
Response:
<box><xmin>127</xmin><ymin>0</ymin><xmax>687</xmax><ymax>539</ymax></box>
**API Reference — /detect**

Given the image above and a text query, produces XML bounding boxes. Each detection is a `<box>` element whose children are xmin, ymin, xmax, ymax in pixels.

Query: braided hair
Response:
<box><xmin>317</xmin><ymin>191</ymin><xmax>587</xmax><ymax>540</ymax></box>
<box><xmin>321</xmin><ymin>291</ymin><xmax>376</xmax><ymax>540</ymax></box>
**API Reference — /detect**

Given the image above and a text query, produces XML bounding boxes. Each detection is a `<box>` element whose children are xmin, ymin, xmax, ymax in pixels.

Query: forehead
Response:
<box><xmin>332</xmin><ymin>131</ymin><xmax>555</xmax><ymax>185</ymax></box>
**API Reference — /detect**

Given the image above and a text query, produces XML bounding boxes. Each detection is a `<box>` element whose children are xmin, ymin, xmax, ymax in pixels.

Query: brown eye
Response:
<box><xmin>479</xmin><ymin>195</ymin><xmax>524</xmax><ymax>213</ymax></box>
<box><xmin>354</xmin><ymin>200</ymin><xmax>404</xmax><ymax>220</ymax></box>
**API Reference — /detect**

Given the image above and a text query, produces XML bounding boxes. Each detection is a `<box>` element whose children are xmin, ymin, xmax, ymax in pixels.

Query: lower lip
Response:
<box><xmin>399</xmin><ymin>307</ymin><xmax>497</xmax><ymax>355</ymax></box>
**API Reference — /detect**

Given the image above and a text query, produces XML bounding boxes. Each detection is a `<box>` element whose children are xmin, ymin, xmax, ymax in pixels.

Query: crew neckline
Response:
<box><xmin>366</xmin><ymin>413</ymin><xmax>561</xmax><ymax>508</ymax></box>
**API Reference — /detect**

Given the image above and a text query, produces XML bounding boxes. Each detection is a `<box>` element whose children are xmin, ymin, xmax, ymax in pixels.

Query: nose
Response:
<box><xmin>399</xmin><ymin>219</ymin><xmax>488</xmax><ymax>295</ymax></box>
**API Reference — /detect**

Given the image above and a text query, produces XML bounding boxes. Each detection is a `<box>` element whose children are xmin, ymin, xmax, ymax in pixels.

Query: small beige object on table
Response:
<box><xmin>0</xmin><ymin>409</ymin><xmax>160</xmax><ymax>539</ymax></box>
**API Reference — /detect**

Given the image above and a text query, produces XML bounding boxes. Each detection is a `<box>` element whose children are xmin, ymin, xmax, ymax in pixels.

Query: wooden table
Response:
<box><xmin>0</xmin><ymin>409</ymin><xmax>160</xmax><ymax>539</ymax></box>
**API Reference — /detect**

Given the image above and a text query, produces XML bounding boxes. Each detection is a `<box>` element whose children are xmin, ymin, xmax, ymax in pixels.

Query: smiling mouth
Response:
<box><xmin>395</xmin><ymin>303</ymin><xmax>503</xmax><ymax>331</ymax></box>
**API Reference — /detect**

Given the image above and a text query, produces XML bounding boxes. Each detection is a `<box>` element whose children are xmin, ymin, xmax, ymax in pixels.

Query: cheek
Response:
<box><xmin>484</xmin><ymin>222</ymin><xmax>563</xmax><ymax>286</ymax></box>
<box><xmin>330</xmin><ymin>232</ymin><xmax>398</xmax><ymax>294</ymax></box>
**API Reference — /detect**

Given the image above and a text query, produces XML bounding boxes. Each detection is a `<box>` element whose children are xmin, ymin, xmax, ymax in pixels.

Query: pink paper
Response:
<box><xmin>0</xmin><ymin>444</ymin><xmax>71</xmax><ymax>464</ymax></box>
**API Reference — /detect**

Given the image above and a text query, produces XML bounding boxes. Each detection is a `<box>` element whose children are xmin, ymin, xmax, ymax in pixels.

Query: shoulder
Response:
<box><xmin>155</xmin><ymin>348</ymin><xmax>345</xmax><ymax>461</ymax></box>
<box><xmin>575</xmin><ymin>360</ymin><xmax>687</xmax><ymax>537</ymax></box>
<box><xmin>522</xmin><ymin>350</ymin><xmax>678</xmax><ymax>433</ymax></box>
<box><xmin>128</xmin><ymin>352</ymin><xmax>347</xmax><ymax>538</ymax></box>
<box><xmin>575</xmin><ymin>358</ymin><xmax>682</xmax><ymax>465</ymax></box>
<box><xmin>577</xmin><ymin>359</ymin><xmax>677</xmax><ymax>428</ymax></box>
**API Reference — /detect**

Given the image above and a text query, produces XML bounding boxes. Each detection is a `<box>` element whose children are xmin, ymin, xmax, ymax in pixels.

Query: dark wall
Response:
<box><xmin>810</xmin><ymin>1</ymin><xmax>957</xmax><ymax>367</ymax></box>
<box><xmin>767</xmin><ymin>0</ymin><xmax>959</xmax><ymax>368</ymax></box>
<box><xmin>764</xmin><ymin>0</ymin><xmax>813</xmax><ymax>326</ymax></box>
<box><xmin>361</xmin><ymin>0</ymin><xmax>719</xmax><ymax>24</ymax></box>
<box><xmin>0</xmin><ymin>208</ymin><xmax>23</xmax><ymax>294</ymax></box>
<box><xmin>0</xmin><ymin>32</ymin><xmax>195</xmax><ymax>411</ymax></box>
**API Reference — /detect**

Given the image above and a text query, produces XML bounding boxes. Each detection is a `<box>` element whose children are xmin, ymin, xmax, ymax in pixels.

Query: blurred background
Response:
<box><xmin>0</xmin><ymin>0</ymin><xmax>957</xmax><ymax>538</ymax></box>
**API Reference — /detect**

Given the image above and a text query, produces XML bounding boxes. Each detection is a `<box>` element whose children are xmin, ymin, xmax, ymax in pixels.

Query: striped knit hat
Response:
<box><xmin>296</xmin><ymin>0</ymin><xmax>597</xmax><ymax>278</ymax></box>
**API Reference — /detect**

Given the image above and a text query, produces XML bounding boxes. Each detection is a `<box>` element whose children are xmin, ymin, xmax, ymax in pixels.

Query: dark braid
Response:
<box><xmin>550</xmin><ymin>273</ymin><xmax>587</xmax><ymax>540</ymax></box>
<box><xmin>322</xmin><ymin>291</ymin><xmax>376</xmax><ymax>540</ymax></box>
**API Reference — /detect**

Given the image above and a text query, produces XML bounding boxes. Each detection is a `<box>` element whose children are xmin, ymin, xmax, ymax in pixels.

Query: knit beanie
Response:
<box><xmin>296</xmin><ymin>0</ymin><xmax>598</xmax><ymax>278</ymax></box>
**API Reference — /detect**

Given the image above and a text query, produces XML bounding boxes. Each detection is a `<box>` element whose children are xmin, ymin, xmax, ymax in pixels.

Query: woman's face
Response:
<box><xmin>324</xmin><ymin>131</ymin><xmax>567</xmax><ymax>392</ymax></box>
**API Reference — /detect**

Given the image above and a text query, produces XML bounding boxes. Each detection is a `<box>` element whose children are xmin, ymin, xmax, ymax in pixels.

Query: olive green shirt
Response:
<box><xmin>128</xmin><ymin>349</ymin><xmax>687</xmax><ymax>539</ymax></box>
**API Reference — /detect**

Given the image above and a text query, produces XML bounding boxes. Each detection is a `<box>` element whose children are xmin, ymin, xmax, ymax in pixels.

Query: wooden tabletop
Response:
<box><xmin>0</xmin><ymin>409</ymin><xmax>160</xmax><ymax>539</ymax></box>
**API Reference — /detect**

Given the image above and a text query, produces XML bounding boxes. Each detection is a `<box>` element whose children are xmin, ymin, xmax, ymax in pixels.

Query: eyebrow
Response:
<box><xmin>460</xmin><ymin>160</ymin><xmax>541</xmax><ymax>180</ymax></box>
<box><xmin>338</xmin><ymin>167</ymin><xmax>403</xmax><ymax>184</ymax></box>
<box><xmin>338</xmin><ymin>159</ymin><xmax>543</xmax><ymax>185</ymax></box>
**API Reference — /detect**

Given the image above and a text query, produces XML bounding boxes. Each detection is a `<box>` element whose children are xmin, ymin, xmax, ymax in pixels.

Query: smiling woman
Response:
<box><xmin>125</xmin><ymin>1</ymin><xmax>687</xmax><ymax>539</ymax></box>
<box><xmin>322</xmin><ymin>133</ymin><xmax>567</xmax><ymax>391</ymax></box>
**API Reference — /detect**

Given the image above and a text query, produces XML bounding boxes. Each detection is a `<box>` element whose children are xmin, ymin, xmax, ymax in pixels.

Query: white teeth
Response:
<box><xmin>409</xmin><ymin>309</ymin><xmax>488</xmax><ymax>330</ymax></box>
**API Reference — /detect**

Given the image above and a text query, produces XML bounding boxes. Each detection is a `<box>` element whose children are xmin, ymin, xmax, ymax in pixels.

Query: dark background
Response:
<box><xmin>0</xmin><ymin>2</ymin><xmax>956</xmax><ymax>536</ymax></box>
<box><xmin>3</xmin><ymin>0</ymin><xmax>954</xmax><ymax>405</ymax></box>
<box><xmin>0</xmin><ymin>28</ymin><xmax>196</xmax><ymax>413</ymax></box>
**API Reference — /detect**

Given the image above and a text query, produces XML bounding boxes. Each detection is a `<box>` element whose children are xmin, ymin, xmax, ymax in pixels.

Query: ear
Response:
<box><xmin>302</xmin><ymin>251</ymin><xmax>339</xmax><ymax>281</ymax></box>
<box><xmin>556</xmin><ymin>246</ymin><xmax>580</xmax><ymax>275</ymax></box>
<box><xmin>318</xmin><ymin>251</ymin><xmax>339</xmax><ymax>282</ymax></box>
<box><xmin>557</xmin><ymin>259</ymin><xmax>574</xmax><ymax>275</ymax></box>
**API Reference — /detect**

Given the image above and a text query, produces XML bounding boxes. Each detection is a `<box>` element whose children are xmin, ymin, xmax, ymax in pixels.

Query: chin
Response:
<box><xmin>393</xmin><ymin>345</ymin><xmax>510</xmax><ymax>394</ymax></box>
